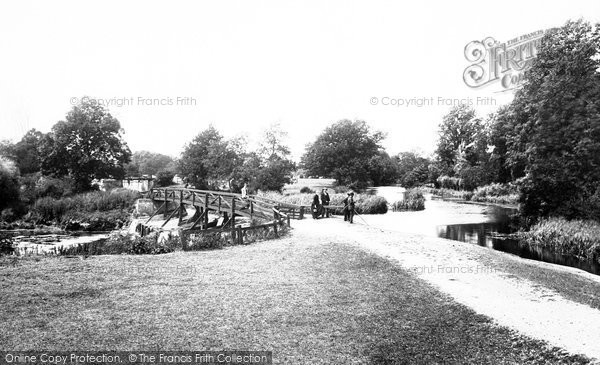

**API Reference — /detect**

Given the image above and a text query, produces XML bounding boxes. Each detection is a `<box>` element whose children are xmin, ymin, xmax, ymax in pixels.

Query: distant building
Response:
<box><xmin>123</xmin><ymin>177</ymin><xmax>155</xmax><ymax>192</ymax></box>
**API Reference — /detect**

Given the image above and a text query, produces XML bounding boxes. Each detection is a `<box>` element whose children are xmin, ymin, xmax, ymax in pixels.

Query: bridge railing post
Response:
<box><xmin>163</xmin><ymin>188</ymin><xmax>168</xmax><ymax>218</ymax></box>
<box><xmin>204</xmin><ymin>193</ymin><xmax>209</xmax><ymax>227</ymax></box>
<box><xmin>230</xmin><ymin>197</ymin><xmax>236</xmax><ymax>228</ymax></box>
<box><xmin>178</xmin><ymin>190</ymin><xmax>184</xmax><ymax>225</ymax></box>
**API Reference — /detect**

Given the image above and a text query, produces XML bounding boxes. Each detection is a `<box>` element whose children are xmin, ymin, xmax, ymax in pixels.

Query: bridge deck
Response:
<box><xmin>144</xmin><ymin>187</ymin><xmax>298</xmax><ymax>231</ymax></box>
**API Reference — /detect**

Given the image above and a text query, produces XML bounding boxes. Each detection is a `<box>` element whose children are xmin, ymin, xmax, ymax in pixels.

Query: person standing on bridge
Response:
<box><xmin>320</xmin><ymin>188</ymin><xmax>330</xmax><ymax>218</ymax></box>
<box><xmin>239</xmin><ymin>182</ymin><xmax>251</xmax><ymax>209</ymax></box>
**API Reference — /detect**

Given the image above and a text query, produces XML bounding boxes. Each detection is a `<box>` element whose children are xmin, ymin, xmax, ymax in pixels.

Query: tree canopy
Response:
<box><xmin>41</xmin><ymin>99</ymin><xmax>131</xmax><ymax>192</ymax></box>
<box><xmin>301</xmin><ymin>119</ymin><xmax>385</xmax><ymax>189</ymax></box>
<box><xmin>507</xmin><ymin>20</ymin><xmax>600</xmax><ymax>221</ymax></box>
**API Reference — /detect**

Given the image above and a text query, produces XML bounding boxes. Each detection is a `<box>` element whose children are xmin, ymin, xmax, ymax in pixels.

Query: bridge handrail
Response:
<box><xmin>147</xmin><ymin>187</ymin><xmax>307</xmax><ymax>220</ymax></box>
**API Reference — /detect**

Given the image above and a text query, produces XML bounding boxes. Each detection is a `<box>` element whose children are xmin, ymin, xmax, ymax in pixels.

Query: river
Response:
<box><xmin>365</xmin><ymin>186</ymin><xmax>600</xmax><ymax>276</ymax></box>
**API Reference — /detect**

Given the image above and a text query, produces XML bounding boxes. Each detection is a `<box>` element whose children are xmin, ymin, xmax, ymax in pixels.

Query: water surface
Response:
<box><xmin>365</xmin><ymin>187</ymin><xmax>600</xmax><ymax>276</ymax></box>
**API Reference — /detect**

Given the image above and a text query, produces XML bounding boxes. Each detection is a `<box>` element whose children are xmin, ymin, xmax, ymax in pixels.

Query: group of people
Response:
<box><xmin>310</xmin><ymin>188</ymin><xmax>355</xmax><ymax>223</ymax></box>
<box><xmin>311</xmin><ymin>188</ymin><xmax>330</xmax><ymax>219</ymax></box>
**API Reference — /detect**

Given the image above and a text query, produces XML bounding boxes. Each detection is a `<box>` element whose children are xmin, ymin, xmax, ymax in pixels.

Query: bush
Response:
<box><xmin>470</xmin><ymin>183</ymin><xmax>519</xmax><ymax>205</ymax></box>
<box><xmin>0</xmin><ymin>234</ymin><xmax>14</xmax><ymax>255</ymax></box>
<box><xmin>520</xmin><ymin>218</ymin><xmax>600</xmax><ymax>264</ymax></box>
<box><xmin>431</xmin><ymin>188</ymin><xmax>473</xmax><ymax>201</ymax></box>
<box><xmin>436</xmin><ymin>175</ymin><xmax>461</xmax><ymax>190</ymax></box>
<box><xmin>299</xmin><ymin>186</ymin><xmax>314</xmax><ymax>194</ymax></box>
<box><xmin>392</xmin><ymin>188</ymin><xmax>425</xmax><ymax>211</ymax></box>
<box><xmin>183</xmin><ymin>231</ymin><xmax>226</xmax><ymax>250</ymax></box>
<box><xmin>58</xmin><ymin>232</ymin><xmax>177</xmax><ymax>255</ymax></box>
<box><xmin>355</xmin><ymin>195</ymin><xmax>388</xmax><ymax>214</ymax></box>
<box><xmin>30</xmin><ymin>188</ymin><xmax>140</xmax><ymax>225</ymax></box>
<box><xmin>155</xmin><ymin>170</ymin><xmax>175</xmax><ymax>187</ymax></box>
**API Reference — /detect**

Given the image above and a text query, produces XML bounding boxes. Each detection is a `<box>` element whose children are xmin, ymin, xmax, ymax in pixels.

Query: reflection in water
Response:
<box><xmin>436</xmin><ymin>207</ymin><xmax>600</xmax><ymax>276</ymax></box>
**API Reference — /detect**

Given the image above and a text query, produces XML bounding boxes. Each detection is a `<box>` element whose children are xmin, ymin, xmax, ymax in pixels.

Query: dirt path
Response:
<box><xmin>292</xmin><ymin>217</ymin><xmax>600</xmax><ymax>361</ymax></box>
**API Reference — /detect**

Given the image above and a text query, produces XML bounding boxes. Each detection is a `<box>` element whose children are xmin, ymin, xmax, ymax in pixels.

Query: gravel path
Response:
<box><xmin>292</xmin><ymin>217</ymin><xmax>600</xmax><ymax>361</ymax></box>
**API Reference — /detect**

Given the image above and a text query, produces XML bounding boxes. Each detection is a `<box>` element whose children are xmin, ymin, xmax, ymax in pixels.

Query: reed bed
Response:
<box><xmin>520</xmin><ymin>218</ymin><xmax>600</xmax><ymax>264</ymax></box>
<box><xmin>392</xmin><ymin>188</ymin><xmax>425</xmax><ymax>211</ymax></box>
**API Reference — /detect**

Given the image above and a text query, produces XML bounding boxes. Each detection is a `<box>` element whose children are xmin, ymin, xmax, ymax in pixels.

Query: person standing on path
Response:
<box><xmin>320</xmin><ymin>188</ymin><xmax>330</xmax><ymax>218</ymax></box>
<box><xmin>342</xmin><ymin>192</ymin><xmax>355</xmax><ymax>223</ymax></box>
<box><xmin>311</xmin><ymin>193</ymin><xmax>322</xmax><ymax>219</ymax></box>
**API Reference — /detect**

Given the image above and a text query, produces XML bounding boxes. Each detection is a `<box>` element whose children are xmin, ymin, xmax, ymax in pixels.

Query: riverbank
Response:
<box><xmin>313</xmin><ymin>218</ymin><xmax>600</xmax><ymax>360</ymax></box>
<box><xmin>1</xmin><ymin>219</ymin><xmax>598</xmax><ymax>363</ymax></box>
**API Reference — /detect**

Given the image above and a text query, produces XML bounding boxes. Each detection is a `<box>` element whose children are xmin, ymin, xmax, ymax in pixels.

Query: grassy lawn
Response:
<box><xmin>0</xmin><ymin>236</ymin><xmax>591</xmax><ymax>364</ymax></box>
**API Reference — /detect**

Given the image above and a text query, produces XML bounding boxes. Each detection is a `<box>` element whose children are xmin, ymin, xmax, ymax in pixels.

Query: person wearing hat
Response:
<box><xmin>320</xmin><ymin>188</ymin><xmax>330</xmax><ymax>218</ymax></box>
<box><xmin>342</xmin><ymin>192</ymin><xmax>355</xmax><ymax>223</ymax></box>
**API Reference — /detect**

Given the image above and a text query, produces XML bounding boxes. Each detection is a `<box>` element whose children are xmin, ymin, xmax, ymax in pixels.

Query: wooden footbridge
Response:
<box><xmin>140</xmin><ymin>188</ymin><xmax>309</xmax><ymax>233</ymax></box>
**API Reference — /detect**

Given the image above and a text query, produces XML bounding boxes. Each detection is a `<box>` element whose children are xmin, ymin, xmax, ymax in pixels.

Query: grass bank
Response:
<box><xmin>258</xmin><ymin>191</ymin><xmax>388</xmax><ymax>214</ymax></box>
<box><xmin>28</xmin><ymin>188</ymin><xmax>140</xmax><ymax>230</ymax></box>
<box><xmin>520</xmin><ymin>218</ymin><xmax>600</xmax><ymax>265</ymax></box>
<box><xmin>430</xmin><ymin>182</ymin><xmax>519</xmax><ymax>207</ymax></box>
<box><xmin>0</xmin><ymin>238</ymin><xmax>590</xmax><ymax>363</ymax></box>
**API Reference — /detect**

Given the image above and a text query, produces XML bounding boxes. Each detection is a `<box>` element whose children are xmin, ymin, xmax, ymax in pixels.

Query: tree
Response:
<box><xmin>231</xmin><ymin>125</ymin><xmax>295</xmax><ymax>192</ymax></box>
<box><xmin>258</xmin><ymin>122</ymin><xmax>291</xmax><ymax>160</ymax></box>
<box><xmin>179</xmin><ymin>125</ymin><xmax>238</xmax><ymax>189</ymax></box>
<box><xmin>41</xmin><ymin>98</ymin><xmax>131</xmax><ymax>192</ymax></box>
<box><xmin>0</xmin><ymin>140</ymin><xmax>15</xmax><ymax>160</ymax></box>
<box><xmin>435</xmin><ymin>104</ymin><xmax>482</xmax><ymax>176</ymax></box>
<box><xmin>301</xmin><ymin>120</ymin><xmax>385</xmax><ymax>189</ymax></box>
<box><xmin>395</xmin><ymin>151</ymin><xmax>431</xmax><ymax>187</ymax></box>
<box><xmin>155</xmin><ymin>170</ymin><xmax>175</xmax><ymax>187</ymax></box>
<box><xmin>369</xmin><ymin>152</ymin><xmax>399</xmax><ymax>186</ymax></box>
<box><xmin>126</xmin><ymin>151</ymin><xmax>176</xmax><ymax>176</ymax></box>
<box><xmin>255</xmin><ymin>155</ymin><xmax>295</xmax><ymax>192</ymax></box>
<box><xmin>0</xmin><ymin>157</ymin><xmax>20</xmax><ymax>211</ymax></box>
<box><xmin>507</xmin><ymin>20</ymin><xmax>600</xmax><ymax>221</ymax></box>
<box><xmin>13</xmin><ymin>129</ymin><xmax>44</xmax><ymax>174</ymax></box>
<box><xmin>255</xmin><ymin>124</ymin><xmax>295</xmax><ymax>191</ymax></box>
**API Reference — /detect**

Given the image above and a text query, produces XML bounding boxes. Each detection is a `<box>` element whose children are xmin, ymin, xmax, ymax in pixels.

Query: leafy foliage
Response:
<box><xmin>392</xmin><ymin>189</ymin><xmax>425</xmax><ymax>211</ymax></box>
<box><xmin>301</xmin><ymin>120</ymin><xmax>386</xmax><ymax>189</ymax></box>
<box><xmin>395</xmin><ymin>151</ymin><xmax>431</xmax><ymax>187</ymax></box>
<box><xmin>180</xmin><ymin>125</ymin><xmax>238</xmax><ymax>189</ymax></box>
<box><xmin>126</xmin><ymin>150</ymin><xmax>177</xmax><ymax>177</ymax></box>
<box><xmin>0</xmin><ymin>157</ymin><xmax>20</xmax><ymax>211</ymax></box>
<box><xmin>41</xmin><ymin>98</ymin><xmax>131</xmax><ymax>192</ymax></box>
<box><xmin>507</xmin><ymin>20</ymin><xmax>600</xmax><ymax>222</ymax></box>
<box><xmin>155</xmin><ymin>170</ymin><xmax>175</xmax><ymax>187</ymax></box>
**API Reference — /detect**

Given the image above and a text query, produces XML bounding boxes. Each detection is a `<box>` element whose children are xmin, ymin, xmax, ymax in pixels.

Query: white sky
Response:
<box><xmin>0</xmin><ymin>0</ymin><xmax>599</xmax><ymax>161</ymax></box>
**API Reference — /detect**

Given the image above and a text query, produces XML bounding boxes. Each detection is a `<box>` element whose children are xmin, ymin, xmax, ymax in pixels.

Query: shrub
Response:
<box><xmin>436</xmin><ymin>175</ymin><xmax>461</xmax><ymax>190</ymax></box>
<box><xmin>0</xmin><ymin>234</ymin><xmax>14</xmax><ymax>255</ymax></box>
<box><xmin>36</xmin><ymin>176</ymin><xmax>74</xmax><ymax>198</ymax></box>
<box><xmin>392</xmin><ymin>188</ymin><xmax>425</xmax><ymax>211</ymax></box>
<box><xmin>431</xmin><ymin>188</ymin><xmax>473</xmax><ymax>201</ymax></box>
<box><xmin>355</xmin><ymin>195</ymin><xmax>388</xmax><ymax>214</ymax></box>
<box><xmin>299</xmin><ymin>186</ymin><xmax>314</xmax><ymax>194</ymax></box>
<box><xmin>155</xmin><ymin>170</ymin><xmax>175</xmax><ymax>187</ymax></box>
<box><xmin>183</xmin><ymin>231</ymin><xmax>226</xmax><ymax>250</ymax></box>
<box><xmin>58</xmin><ymin>232</ymin><xmax>177</xmax><ymax>255</ymax></box>
<box><xmin>30</xmin><ymin>189</ymin><xmax>140</xmax><ymax>225</ymax></box>
<box><xmin>470</xmin><ymin>183</ymin><xmax>519</xmax><ymax>205</ymax></box>
<box><xmin>520</xmin><ymin>218</ymin><xmax>600</xmax><ymax>264</ymax></box>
